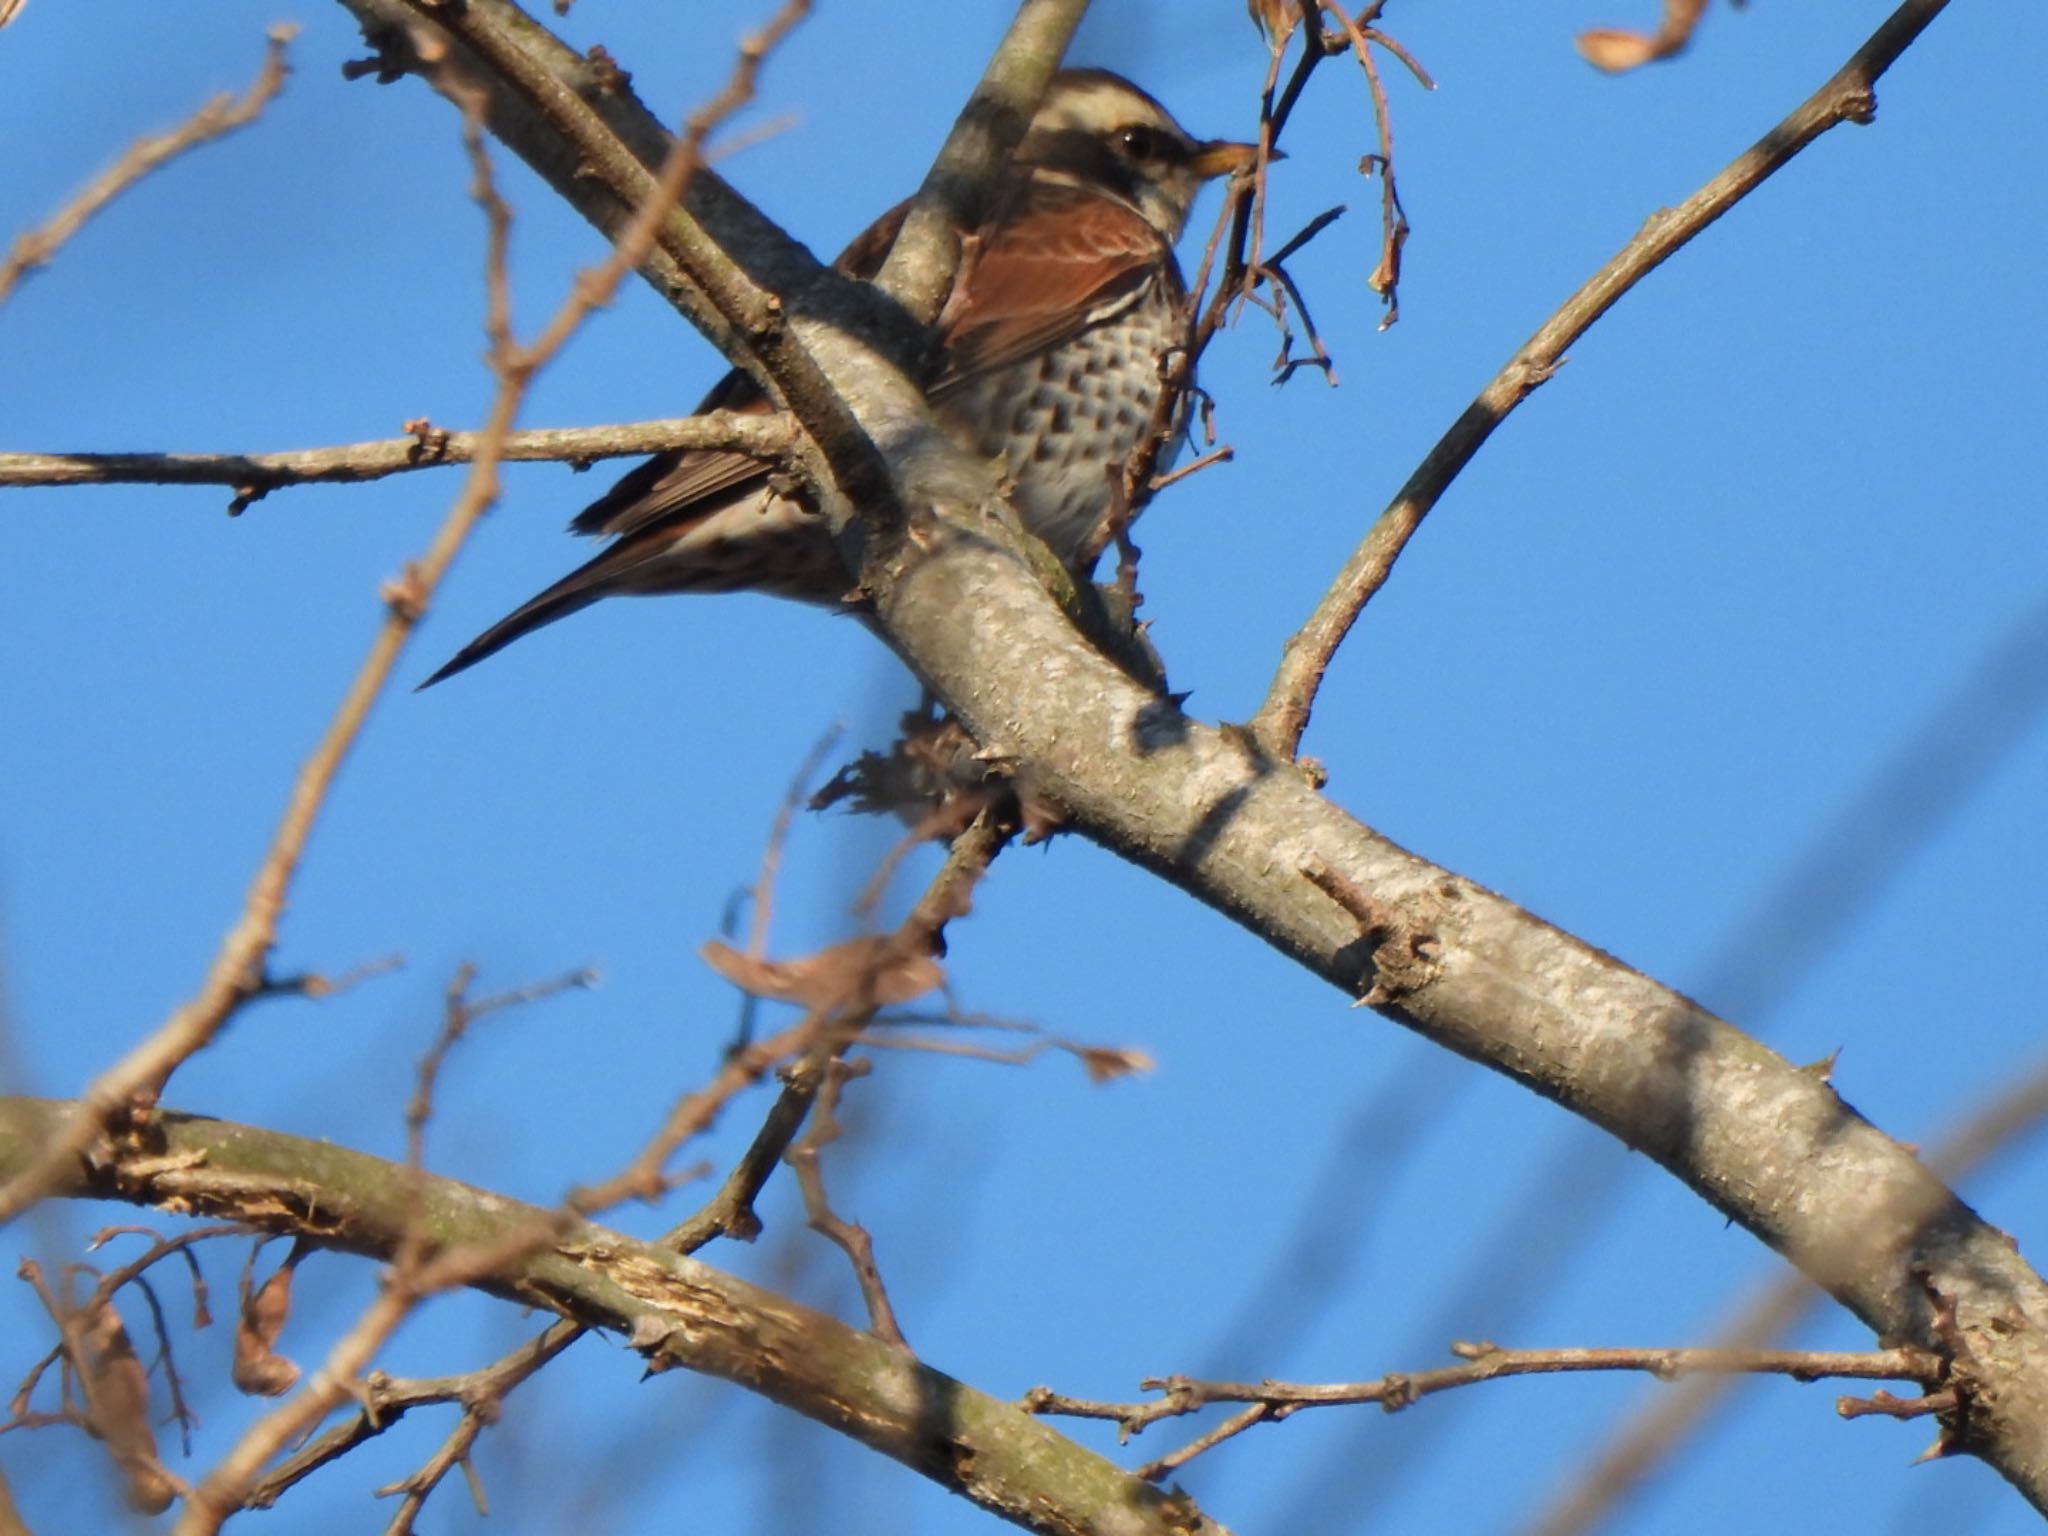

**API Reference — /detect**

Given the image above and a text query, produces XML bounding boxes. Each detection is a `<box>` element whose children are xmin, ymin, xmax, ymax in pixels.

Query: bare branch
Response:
<box><xmin>1534</xmin><ymin>1044</ymin><xmax>2048</xmax><ymax>1536</ymax></box>
<box><xmin>177</xmin><ymin>1216</ymin><xmax>569</xmax><ymax>1534</ymax></box>
<box><xmin>310</xmin><ymin>0</ymin><xmax>2047</xmax><ymax>1512</ymax></box>
<box><xmin>1320</xmin><ymin>0</ymin><xmax>1421</xmax><ymax>325</ymax></box>
<box><xmin>0</xmin><ymin>28</ymin><xmax>295</xmax><ymax>308</ymax></box>
<box><xmin>0</xmin><ymin>1097</ymin><xmax>1226</xmax><ymax>1536</ymax></box>
<box><xmin>242</xmin><ymin>1316</ymin><xmax>582</xmax><ymax>1515</ymax></box>
<box><xmin>862</xmin><ymin>206</ymin><xmax>2048</xmax><ymax>1521</ymax></box>
<box><xmin>787</xmin><ymin>1058</ymin><xmax>906</xmax><ymax>1344</ymax></box>
<box><xmin>404</xmin><ymin>966</ymin><xmax>596</xmax><ymax>1175</ymax></box>
<box><xmin>0</xmin><ymin>414</ymin><xmax>797</xmax><ymax>510</ymax></box>
<box><xmin>0</xmin><ymin>13</ymin><xmax>740</xmax><ymax>1229</ymax></box>
<box><xmin>344</xmin><ymin>0</ymin><xmax>904</xmax><ymax>526</ymax></box>
<box><xmin>335</xmin><ymin>0</ymin><xmax>1091</xmax><ymax>591</ymax></box>
<box><xmin>1026</xmin><ymin>1340</ymin><xmax>1938</xmax><ymax>1479</ymax></box>
<box><xmin>1251</xmin><ymin>0</ymin><xmax>1955</xmax><ymax>757</ymax></box>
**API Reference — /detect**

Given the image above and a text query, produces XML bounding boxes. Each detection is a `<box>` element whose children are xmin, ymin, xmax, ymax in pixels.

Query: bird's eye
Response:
<box><xmin>1116</xmin><ymin>124</ymin><xmax>1163</xmax><ymax>159</ymax></box>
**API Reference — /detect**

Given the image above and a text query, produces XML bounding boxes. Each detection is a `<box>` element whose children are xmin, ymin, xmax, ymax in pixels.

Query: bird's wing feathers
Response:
<box><xmin>565</xmin><ymin>369</ymin><xmax>774</xmax><ymax>539</ymax></box>
<box><xmin>933</xmin><ymin>181</ymin><xmax>1172</xmax><ymax>392</ymax></box>
<box><xmin>565</xmin><ymin>204</ymin><xmax>915</xmax><ymax>544</ymax></box>
<box><xmin>564</xmin><ymin>184</ymin><xmax>1167</xmax><ymax>545</ymax></box>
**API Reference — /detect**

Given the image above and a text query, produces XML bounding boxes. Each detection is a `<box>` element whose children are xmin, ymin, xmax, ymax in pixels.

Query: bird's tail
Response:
<box><xmin>416</xmin><ymin>536</ymin><xmax>662</xmax><ymax>689</ymax></box>
<box><xmin>417</xmin><ymin>578</ymin><xmax>600</xmax><ymax>690</ymax></box>
<box><xmin>419</xmin><ymin>492</ymin><xmax>846</xmax><ymax>688</ymax></box>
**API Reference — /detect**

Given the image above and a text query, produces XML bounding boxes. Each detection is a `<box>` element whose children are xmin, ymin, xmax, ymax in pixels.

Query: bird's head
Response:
<box><xmin>1017</xmin><ymin>69</ymin><xmax>1263</xmax><ymax>241</ymax></box>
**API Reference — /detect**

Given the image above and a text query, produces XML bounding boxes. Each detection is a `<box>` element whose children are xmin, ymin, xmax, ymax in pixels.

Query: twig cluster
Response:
<box><xmin>1025</xmin><ymin>1338</ymin><xmax>1942</xmax><ymax>1482</ymax></box>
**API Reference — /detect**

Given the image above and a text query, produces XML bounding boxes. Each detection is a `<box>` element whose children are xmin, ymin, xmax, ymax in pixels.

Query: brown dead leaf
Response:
<box><xmin>1576</xmin><ymin>0</ymin><xmax>1709</xmax><ymax>72</ymax></box>
<box><xmin>1247</xmin><ymin>0</ymin><xmax>1300</xmax><ymax>44</ymax></box>
<box><xmin>1576</xmin><ymin>27</ymin><xmax>1661</xmax><ymax>70</ymax></box>
<box><xmin>78</xmin><ymin>1302</ymin><xmax>180</xmax><ymax>1513</ymax></box>
<box><xmin>232</xmin><ymin>1263</ymin><xmax>300</xmax><ymax>1397</ymax></box>
<box><xmin>1070</xmin><ymin>1044</ymin><xmax>1157</xmax><ymax>1084</ymax></box>
<box><xmin>701</xmin><ymin>935</ymin><xmax>944</xmax><ymax>1012</ymax></box>
<box><xmin>813</xmin><ymin>711</ymin><xmax>996</xmax><ymax>825</ymax></box>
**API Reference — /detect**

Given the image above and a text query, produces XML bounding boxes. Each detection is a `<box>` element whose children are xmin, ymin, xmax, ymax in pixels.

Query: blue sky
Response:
<box><xmin>3</xmin><ymin>1</ymin><xmax>2046</xmax><ymax>1532</ymax></box>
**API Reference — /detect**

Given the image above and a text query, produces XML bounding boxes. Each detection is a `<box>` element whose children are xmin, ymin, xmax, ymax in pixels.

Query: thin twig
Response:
<box><xmin>382</xmin><ymin>0</ymin><xmax>899</xmax><ymax>526</ymax></box>
<box><xmin>1025</xmin><ymin>1341</ymin><xmax>1937</xmax><ymax>1479</ymax></box>
<box><xmin>567</xmin><ymin>1017</ymin><xmax>822</xmax><ymax>1215</ymax></box>
<box><xmin>581</xmin><ymin>808</ymin><xmax>1015</xmax><ymax>1218</ymax></box>
<box><xmin>1137</xmin><ymin>1402</ymin><xmax>1272</xmax><ymax>1481</ymax></box>
<box><xmin>1531</xmin><ymin>1042</ymin><xmax>2048</xmax><ymax>1536</ymax></box>
<box><xmin>0</xmin><ymin>29</ymin><xmax>295</xmax><ymax>308</ymax></box>
<box><xmin>1320</xmin><ymin>0</ymin><xmax>1416</xmax><ymax>324</ymax></box>
<box><xmin>175</xmin><ymin>1218</ymin><xmax>568</xmax><ymax>1535</ymax></box>
<box><xmin>0</xmin><ymin>1460</ymin><xmax>28</xmax><ymax>1536</ymax></box>
<box><xmin>405</xmin><ymin>965</ymin><xmax>596</xmax><ymax>1175</ymax></box>
<box><xmin>242</xmin><ymin>1319</ymin><xmax>585</xmax><ymax>1512</ymax></box>
<box><xmin>747</xmin><ymin>727</ymin><xmax>846</xmax><ymax>962</ymax></box>
<box><xmin>0</xmin><ymin>7</ymin><xmax>737</xmax><ymax>1234</ymax></box>
<box><xmin>0</xmin><ymin>413</ymin><xmax>798</xmax><ymax>510</ymax></box>
<box><xmin>1250</xmin><ymin>0</ymin><xmax>1954</xmax><ymax>757</ymax></box>
<box><xmin>1087</xmin><ymin>12</ymin><xmax>1378</xmax><ymax>576</ymax></box>
<box><xmin>787</xmin><ymin>1057</ymin><xmax>906</xmax><ymax>1345</ymax></box>
<box><xmin>660</xmin><ymin>1069</ymin><xmax>824</xmax><ymax>1252</ymax></box>
<box><xmin>368</xmin><ymin>1317</ymin><xmax>584</xmax><ymax>1533</ymax></box>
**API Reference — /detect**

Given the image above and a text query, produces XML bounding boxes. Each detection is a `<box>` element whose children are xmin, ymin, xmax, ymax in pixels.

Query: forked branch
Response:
<box><xmin>1250</xmin><ymin>0</ymin><xmax>1954</xmax><ymax>758</ymax></box>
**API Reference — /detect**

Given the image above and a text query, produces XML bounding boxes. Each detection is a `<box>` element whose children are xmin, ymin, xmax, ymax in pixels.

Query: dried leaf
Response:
<box><xmin>1016</xmin><ymin>780</ymin><xmax>1067</xmax><ymax>844</ymax></box>
<box><xmin>813</xmin><ymin>711</ymin><xmax>996</xmax><ymax>826</ymax></box>
<box><xmin>1576</xmin><ymin>27</ymin><xmax>1661</xmax><ymax>71</ymax></box>
<box><xmin>232</xmin><ymin>1265</ymin><xmax>300</xmax><ymax>1397</ymax></box>
<box><xmin>1247</xmin><ymin>0</ymin><xmax>1300</xmax><ymax>43</ymax></box>
<box><xmin>78</xmin><ymin>1302</ymin><xmax>179</xmax><ymax>1513</ymax></box>
<box><xmin>701</xmin><ymin>935</ymin><xmax>944</xmax><ymax>1012</ymax></box>
<box><xmin>1072</xmin><ymin>1044</ymin><xmax>1157</xmax><ymax>1084</ymax></box>
<box><xmin>1577</xmin><ymin>0</ymin><xmax>1709</xmax><ymax>72</ymax></box>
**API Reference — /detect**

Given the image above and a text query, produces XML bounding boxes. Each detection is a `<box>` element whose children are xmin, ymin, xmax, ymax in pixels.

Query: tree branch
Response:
<box><xmin>1534</xmin><ymin>1044</ymin><xmax>2048</xmax><ymax>1536</ymax></box>
<box><xmin>0</xmin><ymin>22</ymin><xmax>761</xmax><ymax>1230</ymax></box>
<box><xmin>0</xmin><ymin>414</ymin><xmax>796</xmax><ymax>508</ymax></box>
<box><xmin>868</xmin><ymin>497</ymin><xmax>2048</xmax><ymax>1509</ymax></box>
<box><xmin>1248</xmin><ymin>0</ymin><xmax>1955</xmax><ymax>757</ymax></box>
<box><xmin>342</xmin><ymin>0</ymin><xmax>910</xmax><ymax>535</ymax></box>
<box><xmin>0</xmin><ymin>1098</ymin><xmax>1226</xmax><ymax>1536</ymax></box>
<box><xmin>1026</xmin><ymin>1340</ymin><xmax>1941</xmax><ymax>1480</ymax></box>
<box><xmin>0</xmin><ymin>28</ymin><xmax>295</xmax><ymax>309</ymax></box>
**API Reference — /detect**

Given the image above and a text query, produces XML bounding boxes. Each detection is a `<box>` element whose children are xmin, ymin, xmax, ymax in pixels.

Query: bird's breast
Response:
<box><xmin>945</xmin><ymin>279</ymin><xmax>1186</xmax><ymax>573</ymax></box>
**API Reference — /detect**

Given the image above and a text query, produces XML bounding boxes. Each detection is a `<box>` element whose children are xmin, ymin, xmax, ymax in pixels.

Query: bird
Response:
<box><xmin>420</xmin><ymin>69</ymin><xmax>1259</xmax><ymax>688</ymax></box>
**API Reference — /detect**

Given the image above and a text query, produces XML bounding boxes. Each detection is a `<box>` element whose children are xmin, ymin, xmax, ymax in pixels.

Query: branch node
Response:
<box><xmin>1299</xmin><ymin>857</ymin><xmax>1441</xmax><ymax>1007</ymax></box>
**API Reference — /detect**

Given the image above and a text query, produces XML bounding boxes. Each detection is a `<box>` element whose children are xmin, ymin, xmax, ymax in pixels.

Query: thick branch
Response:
<box><xmin>863</xmin><ymin>503</ymin><xmax>2048</xmax><ymax>1510</ymax></box>
<box><xmin>0</xmin><ymin>1098</ymin><xmax>1224</xmax><ymax>1536</ymax></box>
<box><xmin>342</xmin><ymin>0</ymin><xmax>921</xmax><ymax>538</ymax></box>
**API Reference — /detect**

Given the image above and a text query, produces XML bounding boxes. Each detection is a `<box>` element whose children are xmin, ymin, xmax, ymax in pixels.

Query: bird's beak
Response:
<box><xmin>1188</xmin><ymin>138</ymin><xmax>1273</xmax><ymax>180</ymax></box>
